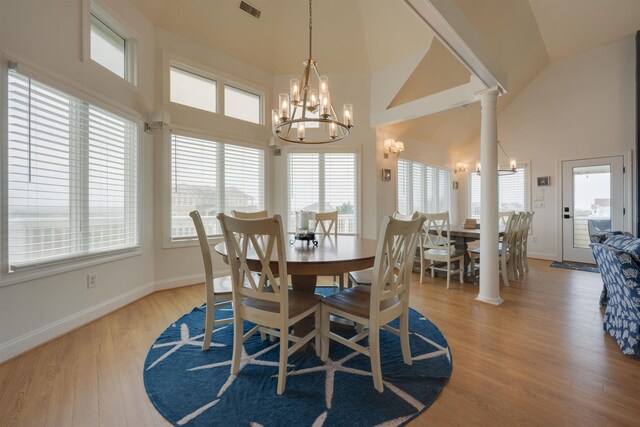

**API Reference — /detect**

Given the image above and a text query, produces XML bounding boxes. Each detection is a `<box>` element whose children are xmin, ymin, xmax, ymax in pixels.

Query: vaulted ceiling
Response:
<box><xmin>130</xmin><ymin>0</ymin><xmax>640</xmax><ymax>150</ymax></box>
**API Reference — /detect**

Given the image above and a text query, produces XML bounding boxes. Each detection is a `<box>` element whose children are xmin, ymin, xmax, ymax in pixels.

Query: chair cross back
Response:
<box><xmin>499</xmin><ymin>211</ymin><xmax>514</xmax><ymax>227</ymax></box>
<box><xmin>232</xmin><ymin>210</ymin><xmax>269</xmax><ymax>219</ymax></box>
<box><xmin>218</xmin><ymin>214</ymin><xmax>287</xmax><ymax>304</ymax></box>
<box><xmin>422</xmin><ymin>212</ymin><xmax>451</xmax><ymax>249</ymax></box>
<box><xmin>315</xmin><ymin>211</ymin><xmax>338</xmax><ymax>237</ymax></box>
<box><xmin>371</xmin><ymin>216</ymin><xmax>424</xmax><ymax>306</ymax></box>
<box><xmin>392</xmin><ymin>211</ymin><xmax>420</xmax><ymax>221</ymax></box>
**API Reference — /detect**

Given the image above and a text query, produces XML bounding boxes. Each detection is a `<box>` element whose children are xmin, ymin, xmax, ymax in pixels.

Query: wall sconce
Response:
<box><xmin>454</xmin><ymin>162</ymin><xmax>468</xmax><ymax>174</ymax></box>
<box><xmin>383</xmin><ymin>139</ymin><xmax>404</xmax><ymax>158</ymax></box>
<box><xmin>144</xmin><ymin>110</ymin><xmax>171</xmax><ymax>134</ymax></box>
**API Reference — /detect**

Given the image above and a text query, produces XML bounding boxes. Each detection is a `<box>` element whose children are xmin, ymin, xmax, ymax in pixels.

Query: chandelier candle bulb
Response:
<box><xmin>344</xmin><ymin>104</ymin><xmax>353</xmax><ymax>127</ymax></box>
<box><xmin>298</xmin><ymin>123</ymin><xmax>305</xmax><ymax>141</ymax></box>
<box><xmin>279</xmin><ymin>93</ymin><xmax>290</xmax><ymax>120</ymax></box>
<box><xmin>396</xmin><ymin>140</ymin><xmax>404</xmax><ymax>152</ymax></box>
<box><xmin>322</xmin><ymin>92</ymin><xmax>331</xmax><ymax>117</ymax></box>
<box><xmin>290</xmin><ymin>79</ymin><xmax>300</xmax><ymax>104</ymax></box>
<box><xmin>309</xmin><ymin>88</ymin><xmax>318</xmax><ymax>110</ymax></box>
<box><xmin>510</xmin><ymin>159</ymin><xmax>517</xmax><ymax>170</ymax></box>
<box><xmin>476</xmin><ymin>162</ymin><xmax>481</xmax><ymax>174</ymax></box>
<box><xmin>272</xmin><ymin>109</ymin><xmax>280</xmax><ymax>132</ymax></box>
<box><xmin>319</xmin><ymin>76</ymin><xmax>329</xmax><ymax>99</ymax></box>
<box><xmin>330</xmin><ymin>123</ymin><xmax>337</xmax><ymax>138</ymax></box>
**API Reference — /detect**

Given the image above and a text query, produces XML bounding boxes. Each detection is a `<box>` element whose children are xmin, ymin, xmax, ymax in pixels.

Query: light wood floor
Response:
<box><xmin>1</xmin><ymin>259</ymin><xmax>639</xmax><ymax>426</ymax></box>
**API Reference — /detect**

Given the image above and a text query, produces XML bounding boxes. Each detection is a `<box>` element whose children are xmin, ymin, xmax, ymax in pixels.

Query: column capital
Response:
<box><xmin>474</xmin><ymin>87</ymin><xmax>500</xmax><ymax>104</ymax></box>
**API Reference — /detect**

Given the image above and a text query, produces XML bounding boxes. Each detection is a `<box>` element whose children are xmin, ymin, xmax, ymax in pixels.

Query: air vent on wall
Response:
<box><xmin>239</xmin><ymin>1</ymin><xmax>261</xmax><ymax>19</ymax></box>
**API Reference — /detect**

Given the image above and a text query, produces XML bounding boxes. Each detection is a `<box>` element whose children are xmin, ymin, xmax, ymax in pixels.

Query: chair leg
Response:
<box><xmin>369</xmin><ymin>326</ymin><xmax>384</xmax><ymax>393</ymax></box>
<box><xmin>202</xmin><ymin>298</ymin><xmax>215</xmax><ymax>351</ymax></box>
<box><xmin>314</xmin><ymin>308</ymin><xmax>321</xmax><ymax>358</ymax></box>
<box><xmin>524</xmin><ymin>249</ymin><xmax>530</xmax><ymax>272</ymax></box>
<box><xmin>501</xmin><ymin>255</ymin><xmax>510</xmax><ymax>287</ymax></box>
<box><xmin>420</xmin><ymin>256</ymin><xmax>424</xmax><ymax>283</ymax></box>
<box><xmin>459</xmin><ymin>258</ymin><xmax>464</xmax><ymax>283</ymax></box>
<box><xmin>431</xmin><ymin>263</ymin><xmax>435</xmax><ymax>278</ymax></box>
<box><xmin>277</xmin><ymin>324</ymin><xmax>289</xmax><ymax>395</ymax></box>
<box><xmin>231</xmin><ymin>315</ymin><xmax>243</xmax><ymax>375</ymax></box>
<box><xmin>470</xmin><ymin>253</ymin><xmax>476</xmax><ymax>276</ymax></box>
<box><xmin>320</xmin><ymin>305</ymin><xmax>330</xmax><ymax>362</ymax></box>
<box><xmin>338</xmin><ymin>274</ymin><xmax>344</xmax><ymax>291</ymax></box>
<box><xmin>399</xmin><ymin>309</ymin><xmax>412</xmax><ymax>365</ymax></box>
<box><xmin>446</xmin><ymin>261</ymin><xmax>451</xmax><ymax>289</ymax></box>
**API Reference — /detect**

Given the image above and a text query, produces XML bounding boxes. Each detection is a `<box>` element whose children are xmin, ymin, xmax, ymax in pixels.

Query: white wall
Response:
<box><xmin>0</xmin><ymin>0</ymin><xmax>156</xmax><ymax>361</ymax></box>
<box><xmin>454</xmin><ymin>36</ymin><xmax>636</xmax><ymax>259</ymax></box>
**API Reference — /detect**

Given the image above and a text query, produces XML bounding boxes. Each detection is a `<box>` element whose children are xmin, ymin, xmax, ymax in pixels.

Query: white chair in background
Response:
<box><xmin>232</xmin><ymin>209</ymin><xmax>269</xmax><ymax>219</ymax></box>
<box><xmin>315</xmin><ymin>211</ymin><xmax>345</xmax><ymax>291</ymax></box>
<box><xmin>218</xmin><ymin>213</ymin><xmax>321</xmax><ymax>395</ymax></box>
<box><xmin>420</xmin><ymin>212</ymin><xmax>465</xmax><ymax>289</ymax></box>
<box><xmin>320</xmin><ymin>214</ymin><xmax>425</xmax><ymax>392</ymax></box>
<box><xmin>189</xmin><ymin>210</ymin><xmax>234</xmax><ymax>351</ymax></box>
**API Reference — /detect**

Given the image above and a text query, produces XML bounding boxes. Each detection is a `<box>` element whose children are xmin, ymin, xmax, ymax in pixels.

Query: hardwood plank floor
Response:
<box><xmin>1</xmin><ymin>259</ymin><xmax>639</xmax><ymax>426</ymax></box>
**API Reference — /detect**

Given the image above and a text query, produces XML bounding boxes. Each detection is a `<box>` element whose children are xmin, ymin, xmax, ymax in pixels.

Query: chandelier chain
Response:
<box><xmin>308</xmin><ymin>0</ymin><xmax>313</xmax><ymax>59</ymax></box>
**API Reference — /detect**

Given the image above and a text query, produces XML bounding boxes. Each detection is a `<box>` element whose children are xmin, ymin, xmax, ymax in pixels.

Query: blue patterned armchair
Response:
<box><xmin>591</xmin><ymin>235</ymin><xmax>640</xmax><ymax>356</ymax></box>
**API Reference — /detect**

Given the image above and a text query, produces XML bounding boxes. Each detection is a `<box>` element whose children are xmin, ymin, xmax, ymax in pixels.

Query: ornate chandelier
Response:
<box><xmin>272</xmin><ymin>0</ymin><xmax>353</xmax><ymax>144</ymax></box>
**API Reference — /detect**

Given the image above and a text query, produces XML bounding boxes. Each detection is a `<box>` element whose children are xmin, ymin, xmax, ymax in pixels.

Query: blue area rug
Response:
<box><xmin>143</xmin><ymin>288</ymin><xmax>452</xmax><ymax>427</ymax></box>
<box><xmin>550</xmin><ymin>261</ymin><xmax>599</xmax><ymax>273</ymax></box>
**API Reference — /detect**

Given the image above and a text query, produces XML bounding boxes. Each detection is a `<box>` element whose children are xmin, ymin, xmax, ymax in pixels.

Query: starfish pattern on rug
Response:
<box><xmin>146</xmin><ymin>323</ymin><xmax>228</xmax><ymax>370</ymax></box>
<box><xmin>177</xmin><ymin>342</ymin><xmax>288</xmax><ymax>425</ymax></box>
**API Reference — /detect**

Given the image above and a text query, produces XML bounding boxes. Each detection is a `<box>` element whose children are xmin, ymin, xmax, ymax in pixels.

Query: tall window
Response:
<box><xmin>89</xmin><ymin>10</ymin><xmax>135</xmax><ymax>84</ymax></box>
<box><xmin>171</xmin><ymin>134</ymin><xmax>264</xmax><ymax>240</ymax></box>
<box><xmin>287</xmin><ymin>152</ymin><xmax>358</xmax><ymax>234</ymax></box>
<box><xmin>469</xmin><ymin>166</ymin><xmax>528</xmax><ymax>219</ymax></box>
<box><xmin>7</xmin><ymin>70</ymin><xmax>139</xmax><ymax>270</ymax></box>
<box><xmin>397</xmin><ymin>159</ymin><xmax>450</xmax><ymax>214</ymax></box>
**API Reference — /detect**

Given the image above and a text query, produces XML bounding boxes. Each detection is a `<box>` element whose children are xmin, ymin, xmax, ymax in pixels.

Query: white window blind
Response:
<box><xmin>170</xmin><ymin>67</ymin><xmax>217</xmax><ymax>113</ymax></box>
<box><xmin>287</xmin><ymin>152</ymin><xmax>358</xmax><ymax>234</ymax></box>
<box><xmin>171</xmin><ymin>134</ymin><xmax>264</xmax><ymax>240</ymax></box>
<box><xmin>397</xmin><ymin>159</ymin><xmax>450</xmax><ymax>214</ymax></box>
<box><xmin>7</xmin><ymin>70</ymin><xmax>139</xmax><ymax>270</ymax></box>
<box><xmin>469</xmin><ymin>166</ymin><xmax>528</xmax><ymax>220</ymax></box>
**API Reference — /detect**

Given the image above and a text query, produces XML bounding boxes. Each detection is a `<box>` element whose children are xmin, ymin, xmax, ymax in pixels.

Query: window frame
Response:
<box><xmin>1</xmin><ymin>60</ymin><xmax>144</xmax><ymax>287</ymax></box>
<box><xmin>82</xmin><ymin>0</ymin><xmax>139</xmax><ymax>89</ymax></box>
<box><xmin>162</xmin><ymin>52</ymin><xmax>266</xmax><ymax>127</ymax></box>
<box><xmin>396</xmin><ymin>156</ymin><xmax>452</xmax><ymax>215</ymax></box>
<box><xmin>162</xmin><ymin>126</ymin><xmax>269</xmax><ymax>249</ymax></box>
<box><xmin>467</xmin><ymin>161</ymin><xmax>531</xmax><ymax>220</ymax></box>
<box><xmin>283</xmin><ymin>146</ymin><xmax>361</xmax><ymax>236</ymax></box>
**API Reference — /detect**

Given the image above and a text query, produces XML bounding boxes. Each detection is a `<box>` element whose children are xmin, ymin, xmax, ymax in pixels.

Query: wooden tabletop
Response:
<box><xmin>444</xmin><ymin>225</ymin><xmax>505</xmax><ymax>239</ymax></box>
<box><xmin>214</xmin><ymin>235</ymin><xmax>378</xmax><ymax>276</ymax></box>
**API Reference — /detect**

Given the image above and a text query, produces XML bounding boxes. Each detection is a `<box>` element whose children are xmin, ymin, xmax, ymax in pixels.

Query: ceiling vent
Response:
<box><xmin>239</xmin><ymin>1</ymin><xmax>261</xmax><ymax>19</ymax></box>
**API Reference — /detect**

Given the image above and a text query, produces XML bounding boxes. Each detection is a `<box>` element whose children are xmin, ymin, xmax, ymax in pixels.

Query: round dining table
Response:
<box><xmin>214</xmin><ymin>234</ymin><xmax>377</xmax><ymax>341</ymax></box>
<box><xmin>214</xmin><ymin>234</ymin><xmax>378</xmax><ymax>292</ymax></box>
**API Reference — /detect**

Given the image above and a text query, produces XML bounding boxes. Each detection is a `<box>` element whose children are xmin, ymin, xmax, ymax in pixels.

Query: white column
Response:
<box><xmin>476</xmin><ymin>89</ymin><xmax>503</xmax><ymax>305</ymax></box>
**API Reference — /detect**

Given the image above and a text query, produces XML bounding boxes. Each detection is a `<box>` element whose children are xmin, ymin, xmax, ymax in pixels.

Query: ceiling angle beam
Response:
<box><xmin>405</xmin><ymin>0</ymin><xmax>508</xmax><ymax>95</ymax></box>
<box><xmin>371</xmin><ymin>76</ymin><xmax>485</xmax><ymax>127</ymax></box>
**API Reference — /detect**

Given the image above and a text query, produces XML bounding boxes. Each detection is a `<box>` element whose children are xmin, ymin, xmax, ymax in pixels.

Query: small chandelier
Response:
<box><xmin>272</xmin><ymin>0</ymin><xmax>353</xmax><ymax>144</ymax></box>
<box><xmin>475</xmin><ymin>140</ymin><xmax>517</xmax><ymax>176</ymax></box>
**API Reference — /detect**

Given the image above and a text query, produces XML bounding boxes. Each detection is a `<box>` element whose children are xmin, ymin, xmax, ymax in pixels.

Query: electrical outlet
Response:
<box><xmin>87</xmin><ymin>273</ymin><xmax>97</xmax><ymax>289</ymax></box>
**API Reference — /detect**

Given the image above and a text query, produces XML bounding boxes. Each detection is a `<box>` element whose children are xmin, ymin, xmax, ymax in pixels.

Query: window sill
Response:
<box><xmin>162</xmin><ymin>236</ymin><xmax>224</xmax><ymax>250</ymax></box>
<box><xmin>1</xmin><ymin>247</ymin><xmax>142</xmax><ymax>288</ymax></box>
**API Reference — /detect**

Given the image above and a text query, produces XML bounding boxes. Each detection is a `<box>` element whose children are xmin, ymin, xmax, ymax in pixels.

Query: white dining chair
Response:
<box><xmin>320</xmin><ymin>214</ymin><xmax>425</xmax><ymax>392</ymax></box>
<box><xmin>189</xmin><ymin>210</ymin><xmax>234</xmax><ymax>351</ymax></box>
<box><xmin>420</xmin><ymin>212</ymin><xmax>465</xmax><ymax>289</ymax></box>
<box><xmin>231</xmin><ymin>209</ymin><xmax>269</xmax><ymax>219</ymax></box>
<box><xmin>218</xmin><ymin>213</ymin><xmax>322</xmax><ymax>395</ymax></box>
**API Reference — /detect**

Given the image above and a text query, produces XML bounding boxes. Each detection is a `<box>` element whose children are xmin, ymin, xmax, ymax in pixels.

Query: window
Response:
<box><xmin>287</xmin><ymin>152</ymin><xmax>358</xmax><ymax>234</ymax></box>
<box><xmin>469</xmin><ymin>166</ymin><xmax>528</xmax><ymax>219</ymax></box>
<box><xmin>397</xmin><ymin>159</ymin><xmax>450</xmax><ymax>214</ymax></box>
<box><xmin>224</xmin><ymin>85</ymin><xmax>261</xmax><ymax>124</ymax></box>
<box><xmin>89</xmin><ymin>9</ymin><xmax>135</xmax><ymax>84</ymax></box>
<box><xmin>7</xmin><ymin>70</ymin><xmax>139</xmax><ymax>270</ymax></box>
<box><xmin>170</xmin><ymin>134</ymin><xmax>264</xmax><ymax>240</ymax></box>
<box><xmin>170</xmin><ymin>67</ymin><xmax>217</xmax><ymax>113</ymax></box>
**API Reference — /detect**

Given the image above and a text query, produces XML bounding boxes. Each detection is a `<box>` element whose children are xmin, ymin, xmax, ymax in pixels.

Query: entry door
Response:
<box><xmin>562</xmin><ymin>156</ymin><xmax>624</xmax><ymax>263</ymax></box>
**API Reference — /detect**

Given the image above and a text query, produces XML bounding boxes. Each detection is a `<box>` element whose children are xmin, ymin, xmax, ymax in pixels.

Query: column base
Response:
<box><xmin>475</xmin><ymin>295</ymin><xmax>504</xmax><ymax>306</ymax></box>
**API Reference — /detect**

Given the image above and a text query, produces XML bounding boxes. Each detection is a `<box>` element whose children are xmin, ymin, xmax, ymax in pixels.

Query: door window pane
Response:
<box><xmin>573</xmin><ymin>165</ymin><xmax>611</xmax><ymax>249</ymax></box>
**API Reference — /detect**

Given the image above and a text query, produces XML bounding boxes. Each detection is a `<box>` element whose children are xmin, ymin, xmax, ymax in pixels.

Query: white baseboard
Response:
<box><xmin>0</xmin><ymin>281</ymin><xmax>155</xmax><ymax>363</ymax></box>
<box><xmin>154</xmin><ymin>270</ymin><xmax>228</xmax><ymax>291</ymax></box>
<box><xmin>527</xmin><ymin>252</ymin><xmax>557</xmax><ymax>261</ymax></box>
